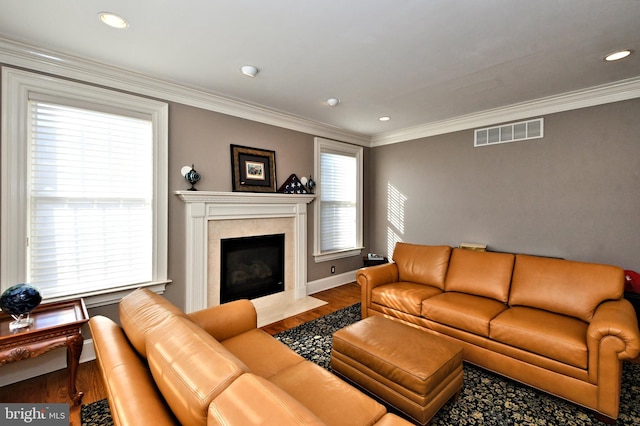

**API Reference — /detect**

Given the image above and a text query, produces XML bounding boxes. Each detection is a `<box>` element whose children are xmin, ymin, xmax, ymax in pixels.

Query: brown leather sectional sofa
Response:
<box><xmin>89</xmin><ymin>288</ymin><xmax>412</xmax><ymax>426</ymax></box>
<box><xmin>357</xmin><ymin>242</ymin><xmax>640</xmax><ymax>422</ymax></box>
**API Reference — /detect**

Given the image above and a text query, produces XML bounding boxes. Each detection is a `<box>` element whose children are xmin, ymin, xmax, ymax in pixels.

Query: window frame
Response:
<box><xmin>313</xmin><ymin>137</ymin><xmax>363</xmax><ymax>263</ymax></box>
<box><xmin>1</xmin><ymin>67</ymin><xmax>169</xmax><ymax>307</ymax></box>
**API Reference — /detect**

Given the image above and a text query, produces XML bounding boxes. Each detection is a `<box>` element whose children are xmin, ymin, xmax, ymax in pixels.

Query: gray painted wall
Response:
<box><xmin>368</xmin><ymin>98</ymin><xmax>640</xmax><ymax>272</ymax></box>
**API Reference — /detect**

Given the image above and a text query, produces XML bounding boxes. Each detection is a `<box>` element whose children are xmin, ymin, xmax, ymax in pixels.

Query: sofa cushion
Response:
<box><xmin>392</xmin><ymin>243</ymin><xmax>452</xmax><ymax>289</ymax></box>
<box><xmin>422</xmin><ymin>292</ymin><xmax>508</xmax><ymax>337</ymax></box>
<box><xmin>208</xmin><ymin>373</ymin><xmax>325</xmax><ymax>426</ymax></box>
<box><xmin>509</xmin><ymin>255</ymin><xmax>624</xmax><ymax>322</ymax></box>
<box><xmin>490</xmin><ymin>306</ymin><xmax>589</xmax><ymax>369</ymax></box>
<box><xmin>146</xmin><ymin>315</ymin><xmax>249</xmax><ymax>426</ymax></box>
<box><xmin>371</xmin><ymin>282</ymin><xmax>442</xmax><ymax>316</ymax></box>
<box><xmin>120</xmin><ymin>288</ymin><xmax>190</xmax><ymax>358</ymax></box>
<box><xmin>88</xmin><ymin>316</ymin><xmax>179</xmax><ymax>426</ymax></box>
<box><xmin>444</xmin><ymin>249</ymin><xmax>515</xmax><ymax>303</ymax></box>
<box><xmin>270</xmin><ymin>361</ymin><xmax>387</xmax><ymax>426</ymax></box>
<box><xmin>221</xmin><ymin>328</ymin><xmax>305</xmax><ymax>379</ymax></box>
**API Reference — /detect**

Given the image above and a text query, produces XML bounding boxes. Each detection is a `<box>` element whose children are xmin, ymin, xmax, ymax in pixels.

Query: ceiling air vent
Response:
<box><xmin>474</xmin><ymin>118</ymin><xmax>543</xmax><ymax>147</ymax></box>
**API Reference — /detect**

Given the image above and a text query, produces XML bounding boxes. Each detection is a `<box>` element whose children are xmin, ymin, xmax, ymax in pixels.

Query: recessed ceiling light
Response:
<box><xmin>98</xmin><ymin>12</ymin><xmax>129</xmax><ymax>29</ymax></box>
<box><xmin>604</xmin><ymin>49</ymin><xmax>632</xmax><ymax>62</ymax></box>
<box><xmin>326</xmin><ymin>98</ymin><xmax>340</xmax><ymax>107</ymax></box>
<box><xmin>379</xmin><ymin>116</ymin><xmax>391</xmax><ymax>122</ymax></box>
<box><xmin>241</xmin><ymin>65</ymin><xmax>259</xmax><ymax>77</ymax></box>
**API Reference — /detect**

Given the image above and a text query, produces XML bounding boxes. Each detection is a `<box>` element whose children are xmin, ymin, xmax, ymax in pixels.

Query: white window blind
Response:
<box><xmin>28</xmin><ymin>101</ymin><xmax>153</xmax><ymax>298</ymax></box>
<box><xmin>313</xmin><ymin>137</ymin><xmax>363</xmax><ymax>262</ymax></box>
<box><xmin>320</xmin><ymin>151</ymin><xmax>357</xmax><ymax>252</ymax></box>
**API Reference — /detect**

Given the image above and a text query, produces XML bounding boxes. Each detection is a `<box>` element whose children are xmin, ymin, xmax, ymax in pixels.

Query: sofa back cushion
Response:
<box><xmin>392</xmin><ymin>243</ymin><xmax>452</xmax><ymax>290</ymax></box>
<box><xmin>444</xmin><ymin>249</ymin><xmax>515</xmax><ymax>303</ymax></box>
<box><xmin>509</xmin><ymin>254</ymin><xmax>624</xmax><ymax>322</ymax></box>
<box><xmin>146</xmin><ymin>315</ymin><xmax>250</xmax><ymax>426</ymax></box>
<box><xmin>120</xmin><ymin>288</ymin><xmax>190</xmax><ymax>358</ymax></box>
<box><xmin>88</xmin><ymin>316</ymin><xmax>179</xmax><ymax>425</ymax></box>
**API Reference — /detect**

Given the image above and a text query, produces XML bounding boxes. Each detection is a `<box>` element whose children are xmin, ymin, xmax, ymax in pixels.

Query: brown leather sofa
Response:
<box><xmin>89</xmin><ymin>288</ymin><xmax>412</xmax><ymax>426</ymax></box>
<box><xmin>357</xmin><ymin>242</ymin><xmax>640</xmax><ymax>422</ymax></box>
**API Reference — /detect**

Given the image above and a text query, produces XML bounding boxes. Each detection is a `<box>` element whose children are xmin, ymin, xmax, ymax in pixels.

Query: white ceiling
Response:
<box><xmin>1</xmin><ymin>0</ymin><xmax>639</xmax><ymax>140</ymax></box>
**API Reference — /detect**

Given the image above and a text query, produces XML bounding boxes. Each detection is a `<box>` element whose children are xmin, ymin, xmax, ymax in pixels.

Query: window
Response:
<box><xmin>1</xmin><ymin>68</ymin><xmax>168</xmax><ymax>306</ymax></box>
<box><xmin>313</xmin><ymin>137</ymin><xmax>363</xmax><ymax>262</ymax></box>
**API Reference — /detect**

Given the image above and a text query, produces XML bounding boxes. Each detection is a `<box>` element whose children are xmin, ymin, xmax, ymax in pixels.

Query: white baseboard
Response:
<box><xmin>0</xmin><ymin>339</ymin><xmax>96</xmax><ymax>387</ymax></box>
<box><xmin>306</xmin><ymin>269</ymin><xmax>358</xmax><ymax>295</ymax></box>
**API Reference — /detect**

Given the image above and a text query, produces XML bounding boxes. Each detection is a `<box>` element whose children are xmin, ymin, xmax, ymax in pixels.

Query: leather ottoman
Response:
<box><xmin>331</xmin><ymin>316</ymin><xmax>463</xmax><ymax>425</ymax></box>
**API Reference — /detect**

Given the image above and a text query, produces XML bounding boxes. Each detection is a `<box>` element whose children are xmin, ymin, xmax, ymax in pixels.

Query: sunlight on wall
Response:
<box><xmin>386</xmin><ymin>181</ymin><xmax>407</xmax><ymax>257</ymax></box>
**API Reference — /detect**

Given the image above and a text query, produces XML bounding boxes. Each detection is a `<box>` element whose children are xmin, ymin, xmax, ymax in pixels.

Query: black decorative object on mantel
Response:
<box><xmin>277</xmin><ymin>174</ymin><xmax>316</xmax><ymax>194</ymax></box>
<box><xmin>0</xmin><ymin>283</ymin><xmax>42</xmax><ymax>331</ymax></box>
<box><xmin>182</xmin><ymin>164</ymin><xmax>201</xmax><ymax>191</ymax></box>
<box><xmin>278</xmin><ymin>174</ymin><xmax>308</xmax><ymax>194</ymax></box>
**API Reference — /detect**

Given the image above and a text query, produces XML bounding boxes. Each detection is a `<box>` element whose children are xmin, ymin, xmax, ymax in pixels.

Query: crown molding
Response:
<box><xmin>2</xmin><ymin>36</ymin><xmax>638</xmax><ymax>149</ymax></box>
<box><xmin>370</xmin><ymin>76</ymin><xmax>640</xmax><ymax>147</ymax></box>
<box><xmin>0</xmin><ymin>37</ymin><xmax>370</xmax><ymax>146</ymax></box>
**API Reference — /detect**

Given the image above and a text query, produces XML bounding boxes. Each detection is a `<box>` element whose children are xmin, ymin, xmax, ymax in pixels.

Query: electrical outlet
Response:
<box><xmin>331</xmin><ymin>266</ymin><xmax>336</xmax><ymax>274</ymax></box>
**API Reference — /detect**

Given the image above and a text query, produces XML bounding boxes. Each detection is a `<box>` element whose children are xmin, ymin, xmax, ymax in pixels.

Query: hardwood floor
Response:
<box><xmin>0</xmin><ymin>360</ymin><xmax>107</xmax><ymax>426</ymax></box>
<box><xmin>0</xmin><ymin>282</ymin><xmax>360</xmax><ymax>425</ymax></box>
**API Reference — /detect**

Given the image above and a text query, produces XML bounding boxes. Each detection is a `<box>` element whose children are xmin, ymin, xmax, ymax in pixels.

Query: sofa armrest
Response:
<box><xmin>586</xmin><ymin>299</ymin><xmax>639</xmax><ymax>417</ymax></box>
<box><xmin>188</xmin><ymin>299</ymin><xmax>257</xmax><ymax>341</ymax></box>
<box><xmin>357</xmin><ymin>263</ymin><xmax>399</xmax><ymax>318</ymax></box>
<box><xmin>587</xmin><ymin>299</ymin><xmax>640</xmax><ymax>361</ymax></box>
<box><xmin>357</xmin><ymin>263</ymin><xmax>399</xmax><ymax>289</ymax></box>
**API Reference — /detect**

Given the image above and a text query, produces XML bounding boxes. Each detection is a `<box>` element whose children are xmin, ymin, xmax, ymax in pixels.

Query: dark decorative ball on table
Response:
<box><xmin>0</xmin><ymin>283</ymin><xmax>42</xmax><ymax>316</ymax></box>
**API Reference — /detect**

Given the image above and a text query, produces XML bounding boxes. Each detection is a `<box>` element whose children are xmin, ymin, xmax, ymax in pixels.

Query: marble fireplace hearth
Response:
<box><xmin>176</xmin><ymin>191</ymin><xmax>325</xmax><ymax>327</ymax></box>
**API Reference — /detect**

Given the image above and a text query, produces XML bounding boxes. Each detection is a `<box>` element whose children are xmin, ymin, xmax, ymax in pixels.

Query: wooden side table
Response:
<box><xmin>0</xmin><ymin>299</ymin><xmax>89</xmax><ymax>405</ymax></box>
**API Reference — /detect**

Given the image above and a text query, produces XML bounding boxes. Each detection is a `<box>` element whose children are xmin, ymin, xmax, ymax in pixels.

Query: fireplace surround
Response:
<box><xmin>176</xmin><ymin>191</ymin><xmax>324</xmax><ymax>326</ymax></box>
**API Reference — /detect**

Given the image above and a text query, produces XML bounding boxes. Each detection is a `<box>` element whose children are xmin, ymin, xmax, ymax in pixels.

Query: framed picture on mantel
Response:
<box><xmin>230</xmin><ymin>144</ymin><xmax>277</xmax><ymax>192</ymax></box>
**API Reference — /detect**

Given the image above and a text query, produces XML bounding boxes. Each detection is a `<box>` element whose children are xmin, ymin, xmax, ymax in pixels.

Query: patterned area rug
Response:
<box><xmin>273</xmin><ymin>303</ymin><xmax>640</xmax><ymax>426</ymax></box>
<box><xmin>81</xmin><ymin>398</ymin><xmax>112</xmax><ymax>426</ymax></box>
<box><xmin>82</xmin><ymin>303</ymin><xmax>640</xmax><ymax>425</ymax></box>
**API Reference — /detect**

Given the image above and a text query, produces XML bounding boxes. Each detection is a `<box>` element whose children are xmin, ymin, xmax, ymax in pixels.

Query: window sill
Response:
<box><xmin>313</xmin><ymin>248</ymin><xmax>363</xmax><ymax>263</ymax></box>
<box><xmin>42</xmin><ymin>280</ymin><xmax>172</xmax><ymax>309</ymax></box>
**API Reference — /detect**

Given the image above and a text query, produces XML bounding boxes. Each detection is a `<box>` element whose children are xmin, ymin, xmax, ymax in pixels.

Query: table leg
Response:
<box><xmin>67</xmin><ymin>333</ymin><xmax>84</xmax><ymax>405</ymax></box>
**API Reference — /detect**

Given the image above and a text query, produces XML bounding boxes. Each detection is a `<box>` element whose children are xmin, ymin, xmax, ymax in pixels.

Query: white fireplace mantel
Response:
<box><xmin>176</xmin><ymin>191</ymin><xmax>316</xmax><ymax>314</ymax></box>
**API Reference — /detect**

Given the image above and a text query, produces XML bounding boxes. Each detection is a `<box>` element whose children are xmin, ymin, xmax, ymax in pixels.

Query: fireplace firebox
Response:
<box><xmin>220</xmin><ymin>233</ymin><xmax>285</xmax><ymax>303</ymax></box>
